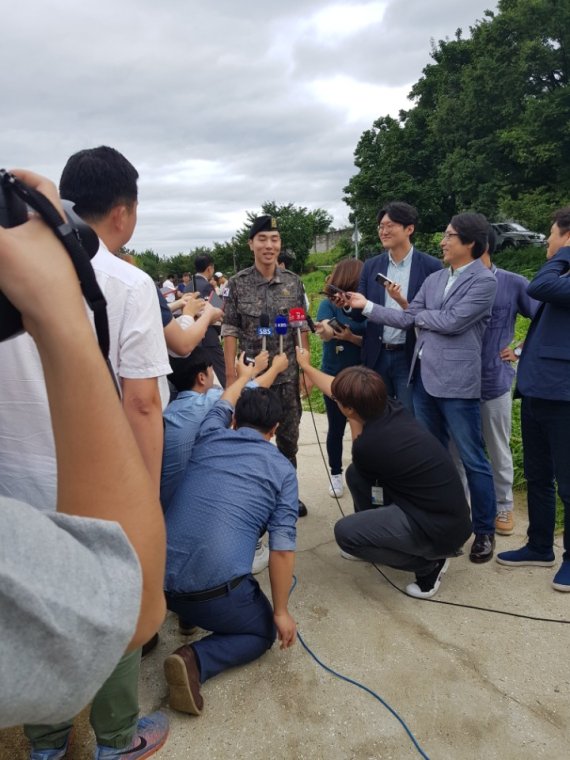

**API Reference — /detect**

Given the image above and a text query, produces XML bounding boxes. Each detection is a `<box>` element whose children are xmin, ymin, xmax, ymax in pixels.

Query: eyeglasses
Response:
<box><xmin>378</xmin><ymin>222</ymin><xmax>399</xmax><ymax>232</ymax></box>
<box><xmin>442</xmin><ymin>232</ymin><xmax>461</xmax><ymax>240</ymax></box>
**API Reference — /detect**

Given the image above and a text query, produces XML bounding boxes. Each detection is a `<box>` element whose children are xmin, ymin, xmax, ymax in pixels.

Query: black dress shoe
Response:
<box><xmin>469</xmin><ymin>533</ymin><xmax>495</xmax><ymax>564</ymax></box>
<box><xmin>141</xmin><ymin>632</ymin><xmax>159</xmax><ymax>657</ymax></box>
<box><xmin>298</xmin><ymin>499</ymin><xmax>308</xmax><ymax>517</ymax></box>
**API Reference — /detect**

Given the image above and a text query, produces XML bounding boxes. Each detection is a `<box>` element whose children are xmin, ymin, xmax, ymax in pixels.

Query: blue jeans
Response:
<box><xmin>522</xmin><ymin>397</ymin><xmax>570</xmax><ymax>560</ymax></box>
<box><xmin>373</xmin><ymin>348</ymin><xmax>414</xmax><ymax>413</ymax></box>
<box><xmin>166</xmin><ymin>575</ymin><xmax>276</xmax><ymax>682</ymax></box>
<box><xmin>413</xmin><ymin>372</ymin><xmax>496</xmax><ymax>534</ymax></box>
<box><xmin>324</xmin><ymin>393</ymin><xmax>348</xmax><ymax>474</ymax></box>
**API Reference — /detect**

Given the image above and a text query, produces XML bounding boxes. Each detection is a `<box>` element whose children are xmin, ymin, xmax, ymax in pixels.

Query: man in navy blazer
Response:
<box><xmin>356</xmin><ymin>202</ymin><xmax>442</xmax><ymax>411</ymax></box>
<box><xmin>348</xmin><ymin>213</ymin><xmax>498</xmax><ymax>563</ymax></box>
<box><xmin>497</xmin><ymin>207</ymin><xmax>570</xmax><ymax>591</ymax></box>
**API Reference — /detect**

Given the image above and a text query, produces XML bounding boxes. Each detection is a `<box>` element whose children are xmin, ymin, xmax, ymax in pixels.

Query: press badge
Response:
<box><xmin>371</xmin><ymin>484</ymin><xmax>384</xmax><ymax>506</ymax></box>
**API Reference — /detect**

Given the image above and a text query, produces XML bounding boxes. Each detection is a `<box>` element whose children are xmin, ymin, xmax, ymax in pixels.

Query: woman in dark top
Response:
<box><xmin>315</xmin><ymin>258</ymin><xmax>366</xmax><ymax>498</ymax></box>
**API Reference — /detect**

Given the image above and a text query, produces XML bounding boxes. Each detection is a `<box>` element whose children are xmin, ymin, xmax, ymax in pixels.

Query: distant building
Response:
<box><xmin>311</xmin><ymin>228</ymin><xmax>352</xmax><ymax>254</ymax></box>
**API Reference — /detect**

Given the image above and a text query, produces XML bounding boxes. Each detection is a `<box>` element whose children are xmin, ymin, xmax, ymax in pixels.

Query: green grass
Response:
<box><xmin>301</xmin><ymin>269</ymin><xmax>328</xmax><ymax>413</ymax></box>
<box><xmin>306</xmin><ymin>243</ymin><xmax>346</xmax><ymax>272</ymax></box>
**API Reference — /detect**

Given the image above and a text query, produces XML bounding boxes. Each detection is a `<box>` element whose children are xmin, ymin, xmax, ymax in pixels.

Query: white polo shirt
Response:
<box><xmin>0</xmin><ymin>241</ymin><xmax>170</xmax><ymax>512</ymax></box>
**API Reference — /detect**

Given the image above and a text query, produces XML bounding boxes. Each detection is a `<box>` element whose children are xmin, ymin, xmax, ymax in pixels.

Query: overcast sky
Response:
<box><xmin>3</xmin><ymin>0</ymin><xmax>497</xmax><ymax>257</ymax></box>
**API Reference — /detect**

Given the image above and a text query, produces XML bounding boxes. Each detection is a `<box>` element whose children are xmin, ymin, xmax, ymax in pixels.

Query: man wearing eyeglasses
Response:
<box><xmin>353</xmin><ymin>201</ymin><xmax>441</xmax><ymax>412</ymax></box>
<box><xmin>347</xmin><ymin>213</ymin><xmax>498</xmax><ymax>564</ymax></box>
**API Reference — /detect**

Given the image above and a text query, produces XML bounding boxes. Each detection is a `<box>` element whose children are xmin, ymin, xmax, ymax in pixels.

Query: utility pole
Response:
<box><xmin>353</xmin><ymin>218</ymin><xmax>360</xmax><ymax>259</ymax></box>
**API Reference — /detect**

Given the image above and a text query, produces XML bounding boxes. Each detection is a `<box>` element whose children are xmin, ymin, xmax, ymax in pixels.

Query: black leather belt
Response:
<box><xmin>169</xmin><ymin>575</ymin><xmax>246</xmax><ymax>602</ymax></box>
<box><xmin>382</xmin><ymin>343</ymin><xmax>405</xmax><ymax>351</ymax></box>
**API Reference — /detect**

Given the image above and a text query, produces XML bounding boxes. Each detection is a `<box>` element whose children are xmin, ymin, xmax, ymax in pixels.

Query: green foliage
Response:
<box><xmin>493</xmin><ymin>244</ymin><xmax>547</xmax><ymax>280</ymax></box>
<box><xmin>128</xmin><ymin>249</ymin><xmax>162</xmax><ymax>281</ymax></box>
<box><xmin>306</xmin><ymin>243</ymin><xmax>347</xmax><ymax>272</ymax></box>
<box><xmin>344</xmin><ymin>0</ymin><xmax>570</xmax><ymax>246</ymax></box>
<box><xmin>301</xmin><ymin>269</ymin><xmax>329</xmax><ymax>413</ymax></box>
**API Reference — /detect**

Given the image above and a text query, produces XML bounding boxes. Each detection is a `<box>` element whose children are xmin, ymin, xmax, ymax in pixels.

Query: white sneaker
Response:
<box><xmin>406</xmin><ymin>559</ymin><xmax>449</xmax><ymax>599</ymax></box>
<box><xmin>328</xmin><ymin>474</ymin><xmax>344</xmax><ymax>498</ymax></box>
<box><xmin>252</xmin><ymin>540</ymin><xmax>269</xmax><ymax>575</ymax></box>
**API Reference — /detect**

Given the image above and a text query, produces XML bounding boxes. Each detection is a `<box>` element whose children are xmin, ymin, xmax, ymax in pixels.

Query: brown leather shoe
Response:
<box><xmin>469</xmin><ymin>533</ymin><xmax>495</xmax><ymax>564</ymax></box>
<box><xmin>164</xmin><ymin>645</ymin><xmax>204</xmax><ymax>715</ymax></box>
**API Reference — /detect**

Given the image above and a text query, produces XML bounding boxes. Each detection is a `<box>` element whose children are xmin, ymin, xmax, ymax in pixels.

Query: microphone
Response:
<box><xmin>274</xmin><ymin>314</ymin><xmax>288</xmax><ymax>354</ymax></box>
<box><xmin>257</xmin><ymin>313</ymin><xmax>273</xmax><ymax>351</ymax></box>
<box><xmin>305</xmin><ymin>313</ymin><xmax>316</xmax><ymax>333</ymax></box>
<box><xmin>288</xmin><ymin>307</ymin><xmax>307</xmax><ymax>349</ymax></box>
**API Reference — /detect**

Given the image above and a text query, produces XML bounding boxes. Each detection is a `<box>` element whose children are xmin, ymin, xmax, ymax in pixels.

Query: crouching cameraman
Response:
<box><xmin>0</xmin><ymin>171</ymin><xmax>166</xmax><ymax>732</ymax></box>
<box><xmin>296</xmin><ymin>347</ymin><xmax>472</xmax><ymax>598</ymax></box>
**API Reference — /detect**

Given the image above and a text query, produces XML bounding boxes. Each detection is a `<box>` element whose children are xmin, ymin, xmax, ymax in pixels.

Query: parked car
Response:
<box><xmin>491</xmin><ymin>222</ymin><xmax>546</xmax><ymax>250</ymax></box>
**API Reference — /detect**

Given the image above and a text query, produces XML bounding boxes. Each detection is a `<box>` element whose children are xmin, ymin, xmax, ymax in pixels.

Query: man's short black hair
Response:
<box><xmin>235</xmin><ymin>387</ymin><xmax>283</xmax><ymax>434</ymax></box>
<box><xmin>278</xmin><ymin>249</ymin><xmax>296</xmax><ymax>266</ymax></box>
<box><xmin>552</xmin><ymin>206</ymin><xmax>570</xmax><ymax>234</ymax></box>
<box><xmin>59</xmin><ymin>146</ymin><xmax>138</xmax><ymax>222</ymax></box>
<box><xmin>169</xmin><ymin>348</ymin><xmax>212</xmax><ymax>392</ymax></box>
<box><xmin>450</xmin><ymin>212</ymin><xmax>489</xmax><ymax>258</ymax></box>
<box><xmin>376</xmin><ymin>201</ymin><xmax>419</xmax><ymax>230</ymax></box>
<box><xmin>194</xmin><ymin>253</ymin><xmax>214</xmax><ymax>273</ymax></box>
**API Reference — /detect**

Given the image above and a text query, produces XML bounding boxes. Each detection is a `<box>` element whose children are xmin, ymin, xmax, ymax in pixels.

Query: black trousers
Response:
<box><xmin>334</xmin><ymin>464</ymin><xmax>441</xmax><ymax>575</ymax></box>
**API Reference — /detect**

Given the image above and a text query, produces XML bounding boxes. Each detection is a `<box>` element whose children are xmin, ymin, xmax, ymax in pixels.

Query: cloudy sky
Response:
<box><xmin>3</xmin><ymin>0</ymin><xmax>497</xmax><ymax>257</ymax></box>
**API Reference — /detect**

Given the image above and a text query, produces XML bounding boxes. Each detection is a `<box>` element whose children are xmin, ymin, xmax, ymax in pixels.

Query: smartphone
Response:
<box><xmin>321</xmin><ymin>283</ymin><xmax>346</xmax><ymax>297</ymax></box>
<box><xmin>327</xmin><ymin>317</ymin><xmax>344</xmax><ymax>333</ymax></box>
<box><xmin>375</xmin><ymin>272</ymin><xmax>396</xmax><ymax>287</ymax></box>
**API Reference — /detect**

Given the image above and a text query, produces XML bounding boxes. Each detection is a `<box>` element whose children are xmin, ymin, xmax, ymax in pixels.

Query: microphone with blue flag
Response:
<box><xmin>274</xmin><ymin>314</ymin><xmax>288</xmax><ymax>354</ymax></box>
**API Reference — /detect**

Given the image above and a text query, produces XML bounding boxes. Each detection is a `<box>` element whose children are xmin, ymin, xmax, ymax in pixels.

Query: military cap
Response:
<box><xmin>248</xmin><ymin>214</ymin><xmax>280</xmax><ymax>239</ymax></box>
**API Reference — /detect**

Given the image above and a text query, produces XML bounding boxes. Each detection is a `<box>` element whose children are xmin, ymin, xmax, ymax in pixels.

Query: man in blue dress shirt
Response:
<box><xmin>160</xmin><ymin>347</ymin><xmax>287</xmax><ymax>512</ymax></box>
<box><xmin>162</xmin><ymin>356</ymin><xmax>298</xmax><ymax>715</ymax></box>
<box><xmin>478</xmin><ymin>228</ymin><xmax>538</xmax><ymax>536</ymax></box>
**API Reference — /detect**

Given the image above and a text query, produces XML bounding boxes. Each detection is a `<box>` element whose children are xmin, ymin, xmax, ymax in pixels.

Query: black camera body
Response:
<box><xmin>0</xmin><ymin>171</ymin><xmax>99</xmax><ymax>342</ymax></box>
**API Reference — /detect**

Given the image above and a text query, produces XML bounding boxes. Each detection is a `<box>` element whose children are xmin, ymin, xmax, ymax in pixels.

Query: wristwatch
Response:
<box><xmin>513</xmin><ymin>346</ymin><xmax>523</xmax><ymax>358</ymax></box>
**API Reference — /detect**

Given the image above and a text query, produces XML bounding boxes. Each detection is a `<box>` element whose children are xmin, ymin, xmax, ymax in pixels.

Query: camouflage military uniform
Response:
<box><xmin>221</xmin><ymin>265</ymin><xmax>309</xmax><ymax>466</ymax></box>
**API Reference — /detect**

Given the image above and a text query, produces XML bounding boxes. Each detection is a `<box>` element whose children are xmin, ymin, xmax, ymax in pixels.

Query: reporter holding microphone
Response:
<box><xmin>314</xmin><ymin>258</ymin><xmax>366</xmax><ymax>499</ymax></box>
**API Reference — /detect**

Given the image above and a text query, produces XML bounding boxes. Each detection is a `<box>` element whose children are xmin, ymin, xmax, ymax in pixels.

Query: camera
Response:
<box><xmin>0</xmin><ymin>170</ymin><xmax>99</xmax><ymax>342</ymax></box>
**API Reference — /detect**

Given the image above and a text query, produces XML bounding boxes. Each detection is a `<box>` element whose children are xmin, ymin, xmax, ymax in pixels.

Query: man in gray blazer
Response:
<box><xmin>348</xmin><ymin>213</ymin><xmax>498</xmax><ymax>563</ymax></box>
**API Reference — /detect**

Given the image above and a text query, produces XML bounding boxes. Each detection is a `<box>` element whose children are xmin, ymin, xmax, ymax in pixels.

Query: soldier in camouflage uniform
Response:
<box><xmin>222</xmin><ymin>215</ymin><xmax>310</xmax><ymax>516</ymax></box>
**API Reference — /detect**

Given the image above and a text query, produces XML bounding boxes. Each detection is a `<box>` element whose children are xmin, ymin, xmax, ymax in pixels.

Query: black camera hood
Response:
<box><xmin>0</xmin><ymin>171</ymin><xmax>106</xmax><ymax>353</ymax></box>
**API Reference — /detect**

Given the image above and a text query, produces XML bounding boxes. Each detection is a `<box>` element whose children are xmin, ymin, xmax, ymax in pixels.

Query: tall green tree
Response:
<box><xmin>344</xmin><ymin>0</ymin><xmax>570</xmax><ymax>244</ymax></box>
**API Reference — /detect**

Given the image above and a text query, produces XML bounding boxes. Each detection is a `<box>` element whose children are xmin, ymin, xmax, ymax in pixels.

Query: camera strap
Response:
<box><xmin>3</xmin><ymin>174</ymin><xmax>111</xmax><ymax>362</ymax></box>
